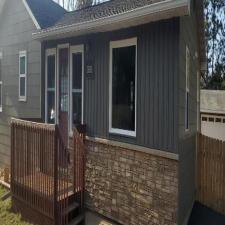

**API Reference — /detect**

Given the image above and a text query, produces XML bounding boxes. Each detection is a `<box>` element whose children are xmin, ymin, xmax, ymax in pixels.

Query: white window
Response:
<box><xmin>109</xmin><ymin>38</ymin><xmax>137</xmax><ymax>137</ymax></box>
<box><xmin>70</xmin><ymin>45</ymin><xmax>84</xmax><ymax>133</ymax></box>
<box><xmin>19</xmin><ymin>51</ymin><xmax>27</xmax><ymax>101</ymax></box>
<box><xmin>45</xmin><ymin>49</ymin><xmax>56</xmax><ymax>124</ymax></box>
<box><xmin>185</xmin><ymin>46</ymin><xmax>190</xmax><ymax>131</ymax></box>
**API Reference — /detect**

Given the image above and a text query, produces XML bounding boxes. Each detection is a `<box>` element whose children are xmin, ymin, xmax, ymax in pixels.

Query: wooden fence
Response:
<box><xmin>197</xmin><ymin>133</ymin><xmax>225</xmax><ymax>215</ymax></box>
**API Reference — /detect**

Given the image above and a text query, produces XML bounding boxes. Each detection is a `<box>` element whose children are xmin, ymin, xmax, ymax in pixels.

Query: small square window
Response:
<box><xmin>216</xmin><ymin>118</ymin><xmax>222</xmax><ymax>123</ymax></box>
<box><xmin>209</xmin><ymin>118</ymin><xmax>214</xmax><ymax>122</ymax></box>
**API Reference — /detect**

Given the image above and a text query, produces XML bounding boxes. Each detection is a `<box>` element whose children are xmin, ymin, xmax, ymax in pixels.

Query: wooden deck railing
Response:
<box><xmin>73</xmin><ymin>126</ymin><xmax>86</xmax><ymax>210</ymax></box>
<box><xmin>197</xmin><ymin>133</ymin><xmax>225</xmax><ymax>215</ymax></box>
<box><xmin>11</xmin><ymin>118</ymin><xmax>73</xmax><ymax>225</ymax></box>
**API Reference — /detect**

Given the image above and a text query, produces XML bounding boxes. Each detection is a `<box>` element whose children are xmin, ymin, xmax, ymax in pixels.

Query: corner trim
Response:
<box><xmin>181</xmin><ymin>200</ymin><xmax>195</xmax><ymax>225</ymax></box>
<box><xmin>85</xmin><ymin>136</ymin><xmax>179</xmax><ymax>161</ymax></box>
<box><xmin>22</xmin><ymin>0</ymin><xmax>41</xmax><ymax>30</ymax></box>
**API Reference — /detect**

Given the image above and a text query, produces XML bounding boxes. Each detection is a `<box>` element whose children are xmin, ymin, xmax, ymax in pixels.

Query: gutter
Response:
<box><xmin>33</xmin><ymin>0</ymin><xmax>189</xmax><ymax>40</ymax></box>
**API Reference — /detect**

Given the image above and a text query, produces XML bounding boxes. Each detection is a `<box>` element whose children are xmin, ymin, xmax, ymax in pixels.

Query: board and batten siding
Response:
<box><xmin>43</xmin><ymin>18</ymin><xmax>179</xmax><ymax>154</ymax></box>
<box><xmin>178</xmin><ymin>0</ymin><xmax>199</xmax><ymax>224</ymax></box>
<box><xmin>0</xmin><ymin>0</ymin><xmax>41</xmax><ymax>168</ymax></box>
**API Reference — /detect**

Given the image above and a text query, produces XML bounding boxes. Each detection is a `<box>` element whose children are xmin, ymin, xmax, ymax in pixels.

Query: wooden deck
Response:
<box><xmin>11</xmin><ymin>118</ymin><xmax>86</xmax><ymax>225</ymax></box>
<box><xmin>14</xmin><ymin>172</ymin><xmax>74</xmax><ymax>200</ymax></box>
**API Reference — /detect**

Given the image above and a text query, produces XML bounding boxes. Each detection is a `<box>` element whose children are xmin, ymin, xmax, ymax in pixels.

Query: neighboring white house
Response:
<box><xmin>201</xmin><ymin>90</ymin><xmax>225</xmax><ymax>140</ymax></box>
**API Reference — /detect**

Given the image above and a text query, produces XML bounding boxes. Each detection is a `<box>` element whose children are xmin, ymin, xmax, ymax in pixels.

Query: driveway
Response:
<box><xmin>188</xmin><ymin>202</ymin><xmax>225</xmax><ymax>225</ymax></box>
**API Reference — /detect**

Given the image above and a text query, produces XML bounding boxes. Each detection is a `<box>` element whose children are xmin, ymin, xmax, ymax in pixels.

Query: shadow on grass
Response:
<box><xmin>0</xmin><ymin>185</ymin><xmax>32</xmax><ymax>225</ymax></box>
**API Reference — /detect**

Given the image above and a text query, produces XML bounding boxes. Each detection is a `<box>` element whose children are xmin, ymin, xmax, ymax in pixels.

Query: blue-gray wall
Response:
<box><xmin>43</xmin><ymin>18</ymin><xmax>180</xmax><ymax>154</ymax></box>
<box><xmin>0</xmin><ymin>0</ymin><xmax>41</xmax><ymax>168</ymax></box>
<box><xmin>178</xmin><ymin>1</ymin><xmax>199</xmax><ymax>224</ymax></box>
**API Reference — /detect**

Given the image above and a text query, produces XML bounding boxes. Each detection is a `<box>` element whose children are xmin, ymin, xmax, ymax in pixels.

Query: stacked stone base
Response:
<box><xmin>85</xmin><ymin>139</ymin><xmax>178</xmax><ymax>225</ymax></box>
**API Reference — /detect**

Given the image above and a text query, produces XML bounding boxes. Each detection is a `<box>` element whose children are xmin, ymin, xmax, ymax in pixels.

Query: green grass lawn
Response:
<box><xmin>0</xmin><ymin>186</ymin><xmax>32</xmax><ymax>225</ymax></box>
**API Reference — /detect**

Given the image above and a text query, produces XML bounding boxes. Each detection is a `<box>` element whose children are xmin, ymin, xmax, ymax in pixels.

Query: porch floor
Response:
<box><xmin>14</xmin><ymin>171</ymin><xmax>73</xmax><ymax>200</ymax></box>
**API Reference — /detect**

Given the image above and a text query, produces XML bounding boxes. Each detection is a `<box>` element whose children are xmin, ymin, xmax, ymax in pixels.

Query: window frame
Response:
<box><xmin>185</xmin><ymin>46</ymin><xmax>190</xmax><ymax>132</ymax></box>
<box><xmin>19</xmin><ymin>50</ymin><xmax>27</xmax><ymax>102</ymax></box>
<box><xmin>45</xmin><ymin>48</ymin><xmax>57</xmax><ymax>124</ymax></box>
<box><xmin>69</xmin><ymin>45</ymin><xmax>84</xmax><ymax>134</ymax></box>
<box><xmin>109</xmin><ymin>37</ymin><xmax>137</xmax><ymax>137</ymax></box>
<box><xmin>0</xmin><ymin>81</ymin><xmax>2</xmax><ymax>112</ymax></box>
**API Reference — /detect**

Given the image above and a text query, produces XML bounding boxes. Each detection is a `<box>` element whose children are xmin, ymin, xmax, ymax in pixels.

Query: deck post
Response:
<box><xmin>54</xmin><ymin>126</ymin><xmax>58</xmax><ymax>225</ymax></box>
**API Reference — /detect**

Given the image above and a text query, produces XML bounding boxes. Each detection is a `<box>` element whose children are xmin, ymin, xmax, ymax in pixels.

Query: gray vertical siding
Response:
<box><xmin>43</xmin><ymin>18</ymin><xmax>180</xmax><ymax>154</ymax></box>
<box><xmin>178</xmin><ymin>0</ymin><xmax>199</xmax><ymax>224</ymax></box>
<box><xmin>0</xmin><ymin>0</ymin><xmax>41</xmax><ymax>168</ymax></box>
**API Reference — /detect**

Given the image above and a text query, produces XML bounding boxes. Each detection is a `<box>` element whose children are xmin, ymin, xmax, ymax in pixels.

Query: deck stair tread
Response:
<box><xmin>69</xmin><ymin>213</ymin><xmax>85</xmax><ymax>225</ymax></box>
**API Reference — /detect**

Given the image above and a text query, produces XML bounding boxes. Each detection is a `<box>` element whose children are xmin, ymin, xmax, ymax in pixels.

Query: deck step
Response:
<box><xmin>63</xmin><ymin>202</ymin><xmax>79</xmax><ymax>215</ymax></box>
<box><xmin>69</xmin><ymin>214</ymin><xmax>85</xmax><ymax>225</ymax></box>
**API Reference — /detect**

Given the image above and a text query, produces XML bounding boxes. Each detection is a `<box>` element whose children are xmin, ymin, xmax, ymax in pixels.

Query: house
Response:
<box><xmin>3</xmin><ymin>0</ymin><xmax>205</xmax><ymax>225</ymax></box>
<box><xmin>0</xmin><ymin>0</ymin><xmax>65</xmax><ymax>170</ymax></box>
<box><xmin>201</xmin><ymin>90</ymin><xmax>225</xmax><ymax>141</ymax></box>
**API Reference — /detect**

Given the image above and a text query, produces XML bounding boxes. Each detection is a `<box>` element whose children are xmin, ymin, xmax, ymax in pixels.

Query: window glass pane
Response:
<box><xmin>20</xmin><ymin>77</ymin><xmax>25</xmax><ymax>97</ymax></box>
<box><xmin>72</xmin><ymin>53</ymin><xmax>82</xmax><ymax>89</ymax></box>
<box><xmin>47</xmin><ymin>91</ymin><xmax>55</xmax><ymax>124</ymax></box>
<box><xmin>112</xmin><ymin>45</ymin><xmax>136</xmax><ymax>131</ymax></box>
<box><xmin>59</xmin><ymin>48</ymin><xmax>69</xmax><ymax>112</ymax></box>
<box><xmin>47</xmin><ymin>55</ymin><xmax>55</xmax><ymax>89</ymax></box>
<box><xmin>72</xmin><ymin>92</ymin><xmax>82</xmax><ymax>125</ymax></box>
<box><xmin>20</xmin><ymin>56</ymin><xmax>26</xmax><ymax>74</ymax></box>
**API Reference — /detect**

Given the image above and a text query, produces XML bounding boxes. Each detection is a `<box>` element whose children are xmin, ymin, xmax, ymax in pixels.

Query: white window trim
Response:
<box><xmin>56</xmin><ymin>43</ymin><xmax>70</xmax><ymax>125</ymax></box>
<box><xmin>19</xmin><ymin>50</ymin><xmax>27</xmax><ymax>102</ymax></box>
<box><xmin>0</xmin><ymin>81</ymin><xmax>2</xmax><ymax>112</ymax></box>
<box><xmin>69</xmin><ymin>45</ymin><xmax>84</xmax><ymax>135</ymax></box>
<box><xmin>109</xmin><ymin>37</ymin><xmax>137</xmax><ymax>137</ymax></box>
<box><xmin>45</xmin><ymin>48</ymin><xmax>57</xmax><ymax>123</ymax></box>
<box><xmin>185</xmin><ymin>46</ymin><xmax>190</xmax><ymax>132</ymax></box>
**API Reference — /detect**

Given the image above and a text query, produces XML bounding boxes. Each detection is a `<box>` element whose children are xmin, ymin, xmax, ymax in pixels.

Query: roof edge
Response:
<box><xmin>33</xmin><ymin>0</ymin><xmax>189</xmax><ymax>40</ymax></box>
<box><xmin>22</xmin><ymin>0</ymin><xmax>41</xmax><ymax>30</ymax></box>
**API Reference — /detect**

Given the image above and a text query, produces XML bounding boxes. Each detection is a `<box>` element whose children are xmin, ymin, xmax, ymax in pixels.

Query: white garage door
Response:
<box><xmin>201</xmin><ymin>115</ymin><xmax>225</xmax><ymax>141</ymax></box>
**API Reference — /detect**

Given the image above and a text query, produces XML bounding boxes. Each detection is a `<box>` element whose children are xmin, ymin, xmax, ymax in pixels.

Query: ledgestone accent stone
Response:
<box><xmin>84</xmin><ymin>140</ymin><xmax>178</xmax><ymax>225</ymax></box>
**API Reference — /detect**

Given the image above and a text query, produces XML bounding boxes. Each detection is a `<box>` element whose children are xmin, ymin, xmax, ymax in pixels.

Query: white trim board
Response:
<box><xmin>22</xmin><ymin>0</ymin><xmax>41</xmax><ymax>30</ymax></box>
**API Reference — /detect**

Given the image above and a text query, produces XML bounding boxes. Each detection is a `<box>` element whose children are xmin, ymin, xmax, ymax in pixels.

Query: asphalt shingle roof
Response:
<box><xmin>26</xmin><ymin>0</ymin><xmax>66</xmax><ymax>29</ymax></box>
<box><xmin>55</xmin><ymin>0</ymin><xmax>165</xmax><ymax>28</ymax></box>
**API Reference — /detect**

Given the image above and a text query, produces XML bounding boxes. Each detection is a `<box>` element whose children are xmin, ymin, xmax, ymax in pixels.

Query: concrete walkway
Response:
<box><xmin>85</xmin><ymin>211</ymin><xmax>118</xmax><ymax>225</ymax></box>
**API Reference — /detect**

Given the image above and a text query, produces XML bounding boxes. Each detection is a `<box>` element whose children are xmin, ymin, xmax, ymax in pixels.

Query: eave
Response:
<box><xmin>33</xmin><ymin>0</ymin><xmax>190</xmax><ymax>41</ymax></box>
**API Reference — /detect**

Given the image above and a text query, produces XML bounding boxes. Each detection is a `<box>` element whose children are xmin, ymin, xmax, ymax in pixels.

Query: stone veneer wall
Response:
<box><xmin>85</xmin><ymin>139</ymin><xmax>178</xmax><ymax>225</ymax></box>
